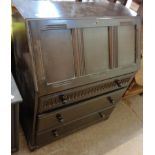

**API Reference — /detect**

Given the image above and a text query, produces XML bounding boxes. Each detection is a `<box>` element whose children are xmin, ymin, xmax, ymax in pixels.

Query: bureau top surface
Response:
<box><xmin>12</xmin><ymin>0</ymin><xmax>136</xmax><ymax>19</ymax></box>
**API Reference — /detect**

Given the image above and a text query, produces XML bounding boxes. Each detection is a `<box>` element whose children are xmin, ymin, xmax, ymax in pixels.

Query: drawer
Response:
<box><xmin>36</xmin><ymin>88</ymin><xmax>126</xmax><ymax>132</ymax></box>
<box><xmin>36</xmin><ymin>106</ymin><xmax>115</xmax><ymax>147</ymax></box>
<box><xmin>38</xmin><ymin>73</ymin><xmax>133</xmax><ymax>113</ymax></box>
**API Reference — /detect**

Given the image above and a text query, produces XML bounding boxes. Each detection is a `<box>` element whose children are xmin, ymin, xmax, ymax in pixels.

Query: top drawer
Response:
<box><xmin>38</xmin><ymin>73</ymin><xmax>133</xmax><ymax>113</ymax></box>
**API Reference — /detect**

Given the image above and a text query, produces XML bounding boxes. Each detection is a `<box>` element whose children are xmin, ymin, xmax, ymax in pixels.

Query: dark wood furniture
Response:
<box><xmin>11</xmin><ymin>74</ymin><xmax>22</xmax><ymax>153</ymax></box>
<box><xmin>77</xmin><ymin>0</ymin><xmax>128</xmax><ymax>5</ymax></box>
<box><xmin>12</xmin><ymin>0</ymin><xmax>141</xmax><ymax>150</ymax></box>
<box><xmin>133</xmin><ymin>0</ymin><xmax>143</xmax><ymax>21</ymax></box>
<box><xmin>108</xmin><ymin>0</ymin><xmax>128</xmax><ymax>5</ymax></box>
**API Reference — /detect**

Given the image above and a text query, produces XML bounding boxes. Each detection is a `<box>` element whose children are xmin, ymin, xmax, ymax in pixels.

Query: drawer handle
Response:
<box><xmin>62</xmin><ymin>99</ymin><xmax>67</xmax><ymax>104</ymax></box>
<box><xmin>59</xmin><ymin>95</ymin><xmax>67</xmax><ymax>104</ymax></box>
<box><xmin>52</xmin><ymin>129</ymin><xmax>59</xmax><ymax>137</ymax></box>
<box><xmin>99</xmin><ymin>112</ymin><xmax>106</xmax><ymax>119</ymax></box>
<box><xmin>115</xmin><ymin>80</ymin><xmax>122</xmax><ymax>87</ymax></box>
<box><xmin>56</xmin><ymin>114</ymin><xmax>64</xmax><ymax>123</ymax></box>
<box><xmin>107</xmin><ymin>97</ymin><xmax>115</xmax><ymax>105</ymax></box>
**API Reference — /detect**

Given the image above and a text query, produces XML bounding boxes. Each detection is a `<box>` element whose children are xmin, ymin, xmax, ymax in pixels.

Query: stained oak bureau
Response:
<box><xmin>12</xmin><ymin>0</ymin><xmax>141</xmax><ymax>150</ymax></box>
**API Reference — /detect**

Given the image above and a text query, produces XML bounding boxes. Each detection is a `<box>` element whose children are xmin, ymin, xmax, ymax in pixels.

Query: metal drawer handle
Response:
<box><xmin>56</xmin><ymin>114</ymin><xmax>64</xmax><ymax>123</ymax></box>
<box><xmin>59</xmin><ymin>95</ymin><xmax>67</xmax><ymax>104</ymax></box>
<box><xmin>115</xmin><ymin>80</ymin><xmax>122</xmax><ymax>87</ymax></box>
<box><xmin>99</xmin><ymin>112</ymin><xmax>106</xmax><ymax>119</ymax></box>
<box><xmin>52</xmin><ymin>129</ymin><xmax>59</xmax><ymax>137</ymax></box>
<box><xmin>107</xmin><ymin>97</ymin><xmax>115</xmax><ymax>105</ymax></box>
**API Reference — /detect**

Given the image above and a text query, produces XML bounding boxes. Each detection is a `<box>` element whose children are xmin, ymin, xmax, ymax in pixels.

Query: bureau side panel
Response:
<box><xmin>12</xmin><ymin>11</ymin><xmax>38</xmax><ymax>148</ymax></box>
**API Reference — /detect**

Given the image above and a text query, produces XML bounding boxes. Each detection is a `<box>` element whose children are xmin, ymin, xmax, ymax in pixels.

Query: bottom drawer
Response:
<box><xmin>36</xmin><ymin>106</ymin><xmax>115</xmax><ymax>147</ymax></box>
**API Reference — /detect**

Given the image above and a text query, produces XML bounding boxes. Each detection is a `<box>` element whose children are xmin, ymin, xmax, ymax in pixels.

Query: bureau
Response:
<box><xmin>12</xmin><ymin>0</ymin><xmax>141</xmax><ymax>150</ymax></box>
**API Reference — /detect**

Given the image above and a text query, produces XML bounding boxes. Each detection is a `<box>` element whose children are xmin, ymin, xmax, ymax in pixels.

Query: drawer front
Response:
<box><xmin>38</xmin><ymin>74</ymin><xmax>133</xmax><ymax>113</ymax></box>
<box><xmin>36</xmin><ymin>88</ymin><xmax>126</xmax><ymax>132</ymax></box>
<box><xmin>36</xmin><ymin>106</ymin><xmax>115</xmax><ymax>147</ymax></box>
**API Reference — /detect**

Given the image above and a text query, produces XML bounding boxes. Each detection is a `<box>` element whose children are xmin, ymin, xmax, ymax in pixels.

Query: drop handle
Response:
<box><xmin>107</xmin><ymin>97</ymin><xmax>115</xmax><ymax>105</ymax></box>
<box><xmin>59</xmin><ymin>95</ymin><xmax>67</xmax><ymax>104</ymax></box>
<box><xmin>52</xmin><ymin>129</ymin><xmax>59</xmax><ymax>137</ymax></box>
<box><xmin>115</xmin><ymin>80</ymin><xmax>122</xmax><ymax>87</ymax></box>
<box><xmin>56</xmin><ymin>114</ymin><xmax>64</xmax><ymax>123</ymax></box>
<box><xmin>99</xmin><ymin>112</ymin><xmax>106</xmax><ymax>119</ymax></box>
<box><xmin>62</xmin><ymin>99</ymin><xmax>67</xmax><ymax>104</ymax></box>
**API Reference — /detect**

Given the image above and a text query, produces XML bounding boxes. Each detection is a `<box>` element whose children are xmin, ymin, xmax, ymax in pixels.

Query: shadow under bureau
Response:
<box><xmin>12</xmin><ymin>0</ymin><xmax>141</xmax><ymax>150</ymax></box>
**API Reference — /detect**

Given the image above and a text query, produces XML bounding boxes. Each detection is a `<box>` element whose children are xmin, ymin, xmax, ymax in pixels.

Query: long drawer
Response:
<box><xmin>36</xmin><ymin>88</ymin><xmax>126</xmax><ymax>132</ymax></box>
<box><xmin>38</xmin><ymin>73</ymin><xmax>133</xmax><ymax>113</ymax></box>
<box><xmin>36</xmin><ymin>106</ymin><xmax>115</xmax><ymax>147</ymax></box>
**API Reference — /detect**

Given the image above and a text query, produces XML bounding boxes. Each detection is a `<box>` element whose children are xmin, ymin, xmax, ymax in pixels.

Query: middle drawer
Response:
<box><xmin>36</xmin><ymin>88</ymin><xmax>126</xmax><ymax>132</ymax></box>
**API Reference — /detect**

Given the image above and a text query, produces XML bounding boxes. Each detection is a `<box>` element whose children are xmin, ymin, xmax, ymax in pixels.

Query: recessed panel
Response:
<box><xmin>118</xmin><ymin>26</ymin><xmax>135</xmax><ymax>67</ymax></box>
<box><xmin>40</xmin><ymin>29</ymin><xmax>75</xmax><ymax>83</ymax></box>
<box><xmin>83</xmin><ymin>27</ymin><xmax>109</xmax><ymax>74</ymax></box>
